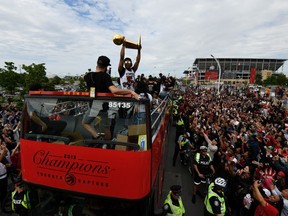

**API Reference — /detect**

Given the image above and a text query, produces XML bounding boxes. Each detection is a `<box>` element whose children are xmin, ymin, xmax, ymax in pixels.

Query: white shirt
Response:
<box><xmin>120</xmin><ymin>69</ymin><xmax>135</xmax><ymax>90</ymax></box>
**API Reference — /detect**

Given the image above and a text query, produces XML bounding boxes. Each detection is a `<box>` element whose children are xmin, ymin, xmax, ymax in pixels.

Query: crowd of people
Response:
<box><xmin>167</xmin><ymin>84</ymin><xmax>288</xmax><ymax>216</ymax></box>
<box><xmin>0</xmin><ymin>97</ymin><xmax>23</xmax><ymax>215</ymax></box>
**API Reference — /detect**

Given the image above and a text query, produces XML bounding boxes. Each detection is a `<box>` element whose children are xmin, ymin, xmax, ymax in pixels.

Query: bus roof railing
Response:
<box><xmin>28</xmin><ymin>91</ymin><xmax>134</xmax><ymax>98</ymax></box>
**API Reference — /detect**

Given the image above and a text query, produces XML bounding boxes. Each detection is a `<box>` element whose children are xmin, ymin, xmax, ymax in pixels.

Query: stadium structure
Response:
<box><xmin>184</xmin><ymin>58</ymin><xmax>287</xmax><ymax>84</ymax></box>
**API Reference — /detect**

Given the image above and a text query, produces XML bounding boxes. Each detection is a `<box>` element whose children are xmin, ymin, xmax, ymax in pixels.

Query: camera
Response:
<box><xmin>258</xmin><ymin>179</ymin><xmax>263</xmax><ymax>184</ymax></box>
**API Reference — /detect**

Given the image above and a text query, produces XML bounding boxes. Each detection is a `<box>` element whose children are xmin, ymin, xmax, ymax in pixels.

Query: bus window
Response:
<box><xmin>23</xmin><ymin>96</ymin><xmax>149</xmax><ymax>151</ymax></box>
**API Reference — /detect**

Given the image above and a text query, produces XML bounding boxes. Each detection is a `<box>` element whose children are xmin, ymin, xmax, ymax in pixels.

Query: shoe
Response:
<box><xmin>192</xmin><ymin>195</ymin><xmax>196</xmax><ymax>204</ymax></box>
<box><xmin>196</xmin><ymin>191</ymin><xmax>204</xmax><ymax>199</ymax></box>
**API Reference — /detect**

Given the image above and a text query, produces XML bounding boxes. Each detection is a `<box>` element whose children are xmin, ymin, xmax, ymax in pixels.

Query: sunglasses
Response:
<box><xmin>125</xmin><ymin>60</ymin><xmax>132</xmax><ymax>64</ymax></box>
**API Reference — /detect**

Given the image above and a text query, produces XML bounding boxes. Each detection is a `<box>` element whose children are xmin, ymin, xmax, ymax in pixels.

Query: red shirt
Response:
<box><xmin>254</xmin><ymin>202</ymin><xmax>279</xmax><ymax>216</ymax></box>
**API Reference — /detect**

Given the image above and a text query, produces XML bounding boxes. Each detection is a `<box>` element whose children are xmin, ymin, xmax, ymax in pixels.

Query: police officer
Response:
<box><xmin>12</xmin><ymin>179</ymin><xmax>31</xmax><ymax>216</ymax></box>
<box><xmin>172</xmin><ymin>113</ymin><xmax>186</xmax><ymax>166</ymax></box>
<box><xmin>204</xmin><ymin>177</ymin><xmax>228</xmax><ymax>216</ymax></box>
<box><xmin>162</xmin><ymin>185</ymin><xmax>185</xmax><ymax>216</ymax></box>
<box><xmin>178</xmin><ymin>132</ymin><xmax>193</xmax><ymax>166</ymax></box>
<box><xmin>192</xmin><ymin>145</ymin><xmax>215</xmax><ymax>203</ymax></box>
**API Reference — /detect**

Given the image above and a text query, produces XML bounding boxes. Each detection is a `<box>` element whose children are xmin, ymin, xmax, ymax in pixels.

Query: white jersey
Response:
<box><xmin>120</xmin><ymin>69</ymin><xmax>135</xmax><ymax>90</ymax></box>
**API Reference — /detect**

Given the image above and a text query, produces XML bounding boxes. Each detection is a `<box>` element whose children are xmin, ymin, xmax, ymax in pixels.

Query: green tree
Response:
<box><xmin>50</xmin><ymin>75</ymin><xmax>62</xmax><ymax>85</ymax></box>
<box><xmin>22</xmin><ymin>63</ymin><xmax>49</xmax><ymax>91</ymax></box>
<box><xmin>255</xmin><ymin>72</ymin><xmax>263</xmax><ymax>85</ymax></box>
<box><xmin>262</xmin><ymin>73</ymin><xmax>287</xmax><ymax>86</ymax></box>
<box><xmin>0</xmin><ymin>62</ymin><xmax>22</xmax><ymax>94</ymax></box>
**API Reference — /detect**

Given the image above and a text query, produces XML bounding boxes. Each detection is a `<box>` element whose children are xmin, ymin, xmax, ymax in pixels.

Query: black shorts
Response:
<box><xmin>193</xmin><ymin>173</ymin><xmax>207</xmax><ymax>185</ymax></box>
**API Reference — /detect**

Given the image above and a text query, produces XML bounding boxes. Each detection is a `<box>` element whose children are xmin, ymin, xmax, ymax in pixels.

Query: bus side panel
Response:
<box><xmin>20</xmin><ymin>139</ymin><xmax>151</xmax><ymax>200</ymax></box>
<box><xmin>151</xmin><ymin>111</ymin><xmax>170</xmax><ymax>183</ymax></box>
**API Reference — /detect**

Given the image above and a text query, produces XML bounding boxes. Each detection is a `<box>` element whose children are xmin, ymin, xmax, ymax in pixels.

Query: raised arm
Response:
<box><xmin>132</xmin><ymin>46</ymin><xmax>141</xmax><ymax>72</ymax></box>
<box><xmin>118</xmin><ymin>42</ymin><xmax>125</xmax><ymax>74</ymax></box>
<box><xmin>202</xmin><ymin>129</ymin><xmax>212</xmax><ymax>144</ymax></box>
<box><xmin>252</xmin><ymin>180</ymin><xmax>266</xmax><ymax>207</ymax></box>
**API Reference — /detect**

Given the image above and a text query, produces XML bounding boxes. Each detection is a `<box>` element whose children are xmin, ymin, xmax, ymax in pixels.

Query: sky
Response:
<box><xmin>1</xmin><ymin>0</ymin><xmax>288</xmax><ymax>78</ymax></box>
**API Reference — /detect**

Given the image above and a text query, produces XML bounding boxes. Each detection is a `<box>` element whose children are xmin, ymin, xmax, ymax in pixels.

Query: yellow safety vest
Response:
<box><xmin>179</xmin><ymin>136</ymin><xmax>189</xmax><ymax>146</ymax></box>
<box><xmin>195</xmin><ymin>152</ymin><xmax>211</xmax><ymax>163</ymax></box>
<box><xmin>173</xmin><ymin>108</ymin><xmax>178</xmax><ymax>116</ymax></box>
<box><xmin>12</xmin><ymin>190</ymin><xmax>30</xmax><ymax>211</ymax></box>
<box><xmin>204</xmin><ymin>183</ymin><xmax>226</xmax><ymax>215</ymax></box>
<box><xmin>164</xmin><ymin>192</ymin><xmax>185</xmax><ymax>216</ymax></box>
<box><xmin>176</xmin><ymin>118</ymin><xmax>184</xmax><ymax>126</ymax></box>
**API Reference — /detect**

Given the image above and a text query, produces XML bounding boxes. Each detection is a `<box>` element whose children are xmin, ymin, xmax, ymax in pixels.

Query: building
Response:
<box><xmin>185</xmin><ymin>58</ymin><xmax>287</xmax><ymax>84</ymax></box>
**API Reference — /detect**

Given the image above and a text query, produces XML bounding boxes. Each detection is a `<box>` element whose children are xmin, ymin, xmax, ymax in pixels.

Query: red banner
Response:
<box><xmin>21</xmin><ymin>139</ymin><xmax>151</xmax><ymax>199</ymax></box>
<box><xmin>204</xmin><ymin>71</ymin><xmax>219</xmax><ymax>80</ymax></box>
<box><xmin>250</xmin><ymin>67</ymin><xmax>256</xmax><ymax>84</ymax></box>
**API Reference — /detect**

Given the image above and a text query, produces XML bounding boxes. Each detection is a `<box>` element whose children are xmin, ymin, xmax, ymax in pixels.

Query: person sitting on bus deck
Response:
<box><xmin>12</xmin><ymin>178</ymin><xmax>31</xmax><ymax>216</ymax></box>
<box><xmin>133</xmin><ymin>80</ymin><xmax>152</xmax><ymax>124</ymax></box>
<box><xmin>192</xmin><ymin>145</ymin><xmax>215</xmax><ymax>204</ymax></box>
<box><xmin>28</xmin><ymin>83</ymin><xmax>67</xmax><ymax>136</ymax></box>
<box><xmin>162</xmin><ymin>185</ymin><xmax>185</xmax><ymax>216</ymax></box>
<box><xmin>82</xmin><ymin>55</ymin><xmax>140</xmax><ymax>139</ymax></box>
<box><xmin>95</xmin><ymin>102</ymin><xmax>113</xmax><ymax>140</ymax></box>
<box><xmin>151</xmin><ymin>91</ymin><xmax>162</xmax><ymax>111</ymax></box>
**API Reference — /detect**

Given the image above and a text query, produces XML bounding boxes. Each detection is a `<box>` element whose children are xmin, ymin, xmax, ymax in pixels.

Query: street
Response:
<box><xmin>162</xmin><ymin>124</ymin><xmax>204</xmax><ymax>216</ymax></box>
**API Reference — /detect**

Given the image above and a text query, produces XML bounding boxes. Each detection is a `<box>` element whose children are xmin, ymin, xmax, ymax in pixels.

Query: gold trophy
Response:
<box><xmin>113</xmin><ymin>34</ymin><xmax>141</xmax><ymax>49</ymax></box>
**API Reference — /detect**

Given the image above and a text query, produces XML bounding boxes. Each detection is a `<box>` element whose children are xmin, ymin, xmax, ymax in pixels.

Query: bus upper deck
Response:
<box><xmin>20</xmin><ymin>91</ymin><xmax>171</xmax><ymax>202</ymax></box>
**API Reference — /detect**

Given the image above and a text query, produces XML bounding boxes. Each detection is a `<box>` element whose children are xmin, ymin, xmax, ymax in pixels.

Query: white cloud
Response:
<box><xmin>0</xmin><ymin>0</ymin><xmax>288</xmax><ymax>78</ymax></box>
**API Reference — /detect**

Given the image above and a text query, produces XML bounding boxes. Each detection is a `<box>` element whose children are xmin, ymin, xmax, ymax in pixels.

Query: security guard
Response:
<box><xmin>173</xmin><ymin>113</ymin><xmax>186</xmax><ymax>166</ymax></box>
<box><xmin>192</xmin><ymin>145</ymin><xmax>215</xmax><ymax>203</ymax></box>
<box><xmin>162</xmin><ymin>185</ymin><xmax>185</xmax><ymax>216</ymax></box>
<box><xmin>12</xmin><ymin>179</ymin><xmax>31</xmax><ymax>216</ymax></box>
<box><xmin>178</xmin><ymin>132</ymin><xmax>193</xmax><ymax>165</ymax></box>
<box><xmin>204</xmin><ymin>177</ymin><xmax>228</xmax><ymax>216</ymax></box>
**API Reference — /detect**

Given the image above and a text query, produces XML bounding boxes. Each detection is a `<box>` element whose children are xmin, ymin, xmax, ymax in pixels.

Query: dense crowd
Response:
<box><xmin>0</xmin><ymin>97</ymin><xmax>22</xmax><ymax>214</ymax></box>
<box><xmin>171</xmin><ymin>84</ymin><xmax>288</xmax><ymax>216</ymax></box>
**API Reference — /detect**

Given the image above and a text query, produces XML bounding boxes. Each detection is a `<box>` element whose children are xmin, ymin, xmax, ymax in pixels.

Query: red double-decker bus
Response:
<box><xmin>20</xmin><ymin>90</ymin><xmax>171</xmax><ymax>215</ymax></box>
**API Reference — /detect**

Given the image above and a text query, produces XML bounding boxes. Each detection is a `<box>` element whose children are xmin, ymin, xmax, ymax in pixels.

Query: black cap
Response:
<box><xmin>14</xmin><ymin>178</ymin><xmax>25</xmax><ymax>187</ymax></box>
<box><xmin>170</xmin><ymin>185</ymin><xmax>181</xmax><ymax>193</ymax></box>
<box><xmin>97</xmin><ymin>56</ymin><xmax>111</xmax><ymax>67</ymax></box>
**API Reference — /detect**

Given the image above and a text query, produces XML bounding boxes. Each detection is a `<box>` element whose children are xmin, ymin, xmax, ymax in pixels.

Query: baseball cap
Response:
<box><xmin>170</xmin><ymin>185</ymin><xmax>181</xmax><ymax>196</ymax></box>
<box><xmin>97</xmin><ymin>56</ymin><xmax>111</xmax><ymax>67</ymax></box>
<box><xmin>14</xmin><ymin>178</ymin><xmax>25</xmax><ymax>187</ymax></box>
<box><xmin>200</xmin><ymin>145</ymin><xmax>208</xmax><ymax>151</ymax></box>
<box><xmin>278</xmin><ymin>171</ymin><xmax>286</xmax><ymax>177</ymax></box>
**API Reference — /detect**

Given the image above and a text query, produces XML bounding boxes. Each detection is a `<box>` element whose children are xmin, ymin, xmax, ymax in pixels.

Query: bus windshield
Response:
<box><xmin>23</xmin><ymin>95</ymin><xmax>150</xmax><ymax>150</ymax></box>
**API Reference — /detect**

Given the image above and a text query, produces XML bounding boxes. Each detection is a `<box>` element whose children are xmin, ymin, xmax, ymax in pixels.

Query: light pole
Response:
<box><xmin>211</xmin><ymin>54</ymin><xmax>222</xmax><ymax>94</ymax></box>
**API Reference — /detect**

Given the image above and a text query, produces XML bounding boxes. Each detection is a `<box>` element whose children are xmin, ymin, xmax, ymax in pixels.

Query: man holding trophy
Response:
<box><xmin>113</xmin><ymin>34</ymin><xmax>142</xmax><ymax>90</ymax></box>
